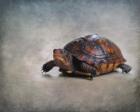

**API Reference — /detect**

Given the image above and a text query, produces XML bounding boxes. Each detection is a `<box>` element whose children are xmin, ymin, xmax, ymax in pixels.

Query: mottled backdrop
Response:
<box><xmin>0</xmin><ymin>0</ymin><xmax>140</xmax><ymax>112</ymax></box>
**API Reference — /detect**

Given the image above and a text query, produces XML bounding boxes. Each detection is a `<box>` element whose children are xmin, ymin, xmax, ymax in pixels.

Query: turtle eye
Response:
<box><xmin>53</xmin><ymin>49</ymin><xmax>63</xmax><ymax>54</ymax></box>
<box><xmin>53</xmin><ymin>49</ymin><xmax>57</xmax><ymax>53</ymax></box>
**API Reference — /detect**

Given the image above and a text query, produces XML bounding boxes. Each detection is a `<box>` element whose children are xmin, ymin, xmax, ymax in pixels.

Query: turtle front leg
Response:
<box><xmin>118</xmin><ymin>64</ymin><xmax>132</xmax><ymax>73</ymax></box>
<box><xmin>42</xmin><ymin>60</ymin><xmax>56</xmax><ymax>73</ymax></box>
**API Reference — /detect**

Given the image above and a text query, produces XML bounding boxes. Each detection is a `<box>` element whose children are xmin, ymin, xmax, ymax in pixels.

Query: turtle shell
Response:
<box><xmin>64</xmin><ymin>35</ymin><xmax>126</xmax><ymax>73</ymax></box>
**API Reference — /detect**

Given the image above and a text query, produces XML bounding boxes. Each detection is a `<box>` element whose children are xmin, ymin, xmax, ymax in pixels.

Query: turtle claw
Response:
<box><xmin>41</xmin><ymin>69</ymin><xmax>44</xmax><ymax>73</ymax></box>
<box><xmin>91</xmin><ymin>70</ymin><xmax>96</xmax><ymax>77</ymax></box>
<box><xmin>41</xmin><ymin>70</ymin><xmax>47</xmax><ymax>76</ymax></box>
<box><xmin>88</xmin><ymin>75</ymin><xmax>93</xmax><ymax>80</ymax></box>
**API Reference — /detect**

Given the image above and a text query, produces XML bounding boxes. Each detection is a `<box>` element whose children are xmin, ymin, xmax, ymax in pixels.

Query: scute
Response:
<box><xmin>64</xmin><ymin>35</ymin><xmax>126</xmax><ymax>66</ymax></box>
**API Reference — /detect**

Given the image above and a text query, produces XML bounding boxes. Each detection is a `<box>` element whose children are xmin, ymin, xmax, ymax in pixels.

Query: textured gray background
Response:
<box><xmin>0</xmin><ymin>0</ymin><xmax>140</xmax><ymax>112</ymax></box>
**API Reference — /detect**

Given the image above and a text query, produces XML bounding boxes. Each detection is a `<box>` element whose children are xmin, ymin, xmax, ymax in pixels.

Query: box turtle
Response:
<box><xmin>42</xmin><ymin>34</ymin><xmax>131</xmax><ymax>79</ymax></box>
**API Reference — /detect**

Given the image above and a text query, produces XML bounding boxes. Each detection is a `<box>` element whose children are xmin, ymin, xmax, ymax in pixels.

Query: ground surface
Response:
<box><xmin>0</xmin><ymin>0</ymin><xmax>140</xmax><ymax>112</ymax></box>
<box><xmin>1</xmin><ymin>72</ymin><xmax>137</xmax><ymax>112</ymax></box>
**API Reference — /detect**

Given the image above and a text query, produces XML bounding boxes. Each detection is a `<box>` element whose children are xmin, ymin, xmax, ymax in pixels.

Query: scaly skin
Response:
<box><xmin>42</xmin><ymin>60</ymin><xmax>56</xmax><ymax>72</ymax></box>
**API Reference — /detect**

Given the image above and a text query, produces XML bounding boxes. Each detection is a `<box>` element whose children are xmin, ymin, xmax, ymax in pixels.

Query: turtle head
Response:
<box><xmin>53</xmin><ymin>49</ymin><xmax>72</xmax><ymax>71</ymax></box>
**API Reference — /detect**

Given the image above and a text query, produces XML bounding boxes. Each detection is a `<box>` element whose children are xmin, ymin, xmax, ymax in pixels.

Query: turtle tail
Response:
<box><xmin>42</xmin><ymin>60</ymin><xmax>56</xmax><ymax>72</ymax></box>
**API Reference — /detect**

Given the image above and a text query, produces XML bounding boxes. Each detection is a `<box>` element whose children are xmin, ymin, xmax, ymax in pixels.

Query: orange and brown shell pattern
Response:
<box><xmin>64</xmin><ymin>34</ymin><xmax>126</xmax><ymax>75</ymax></box>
